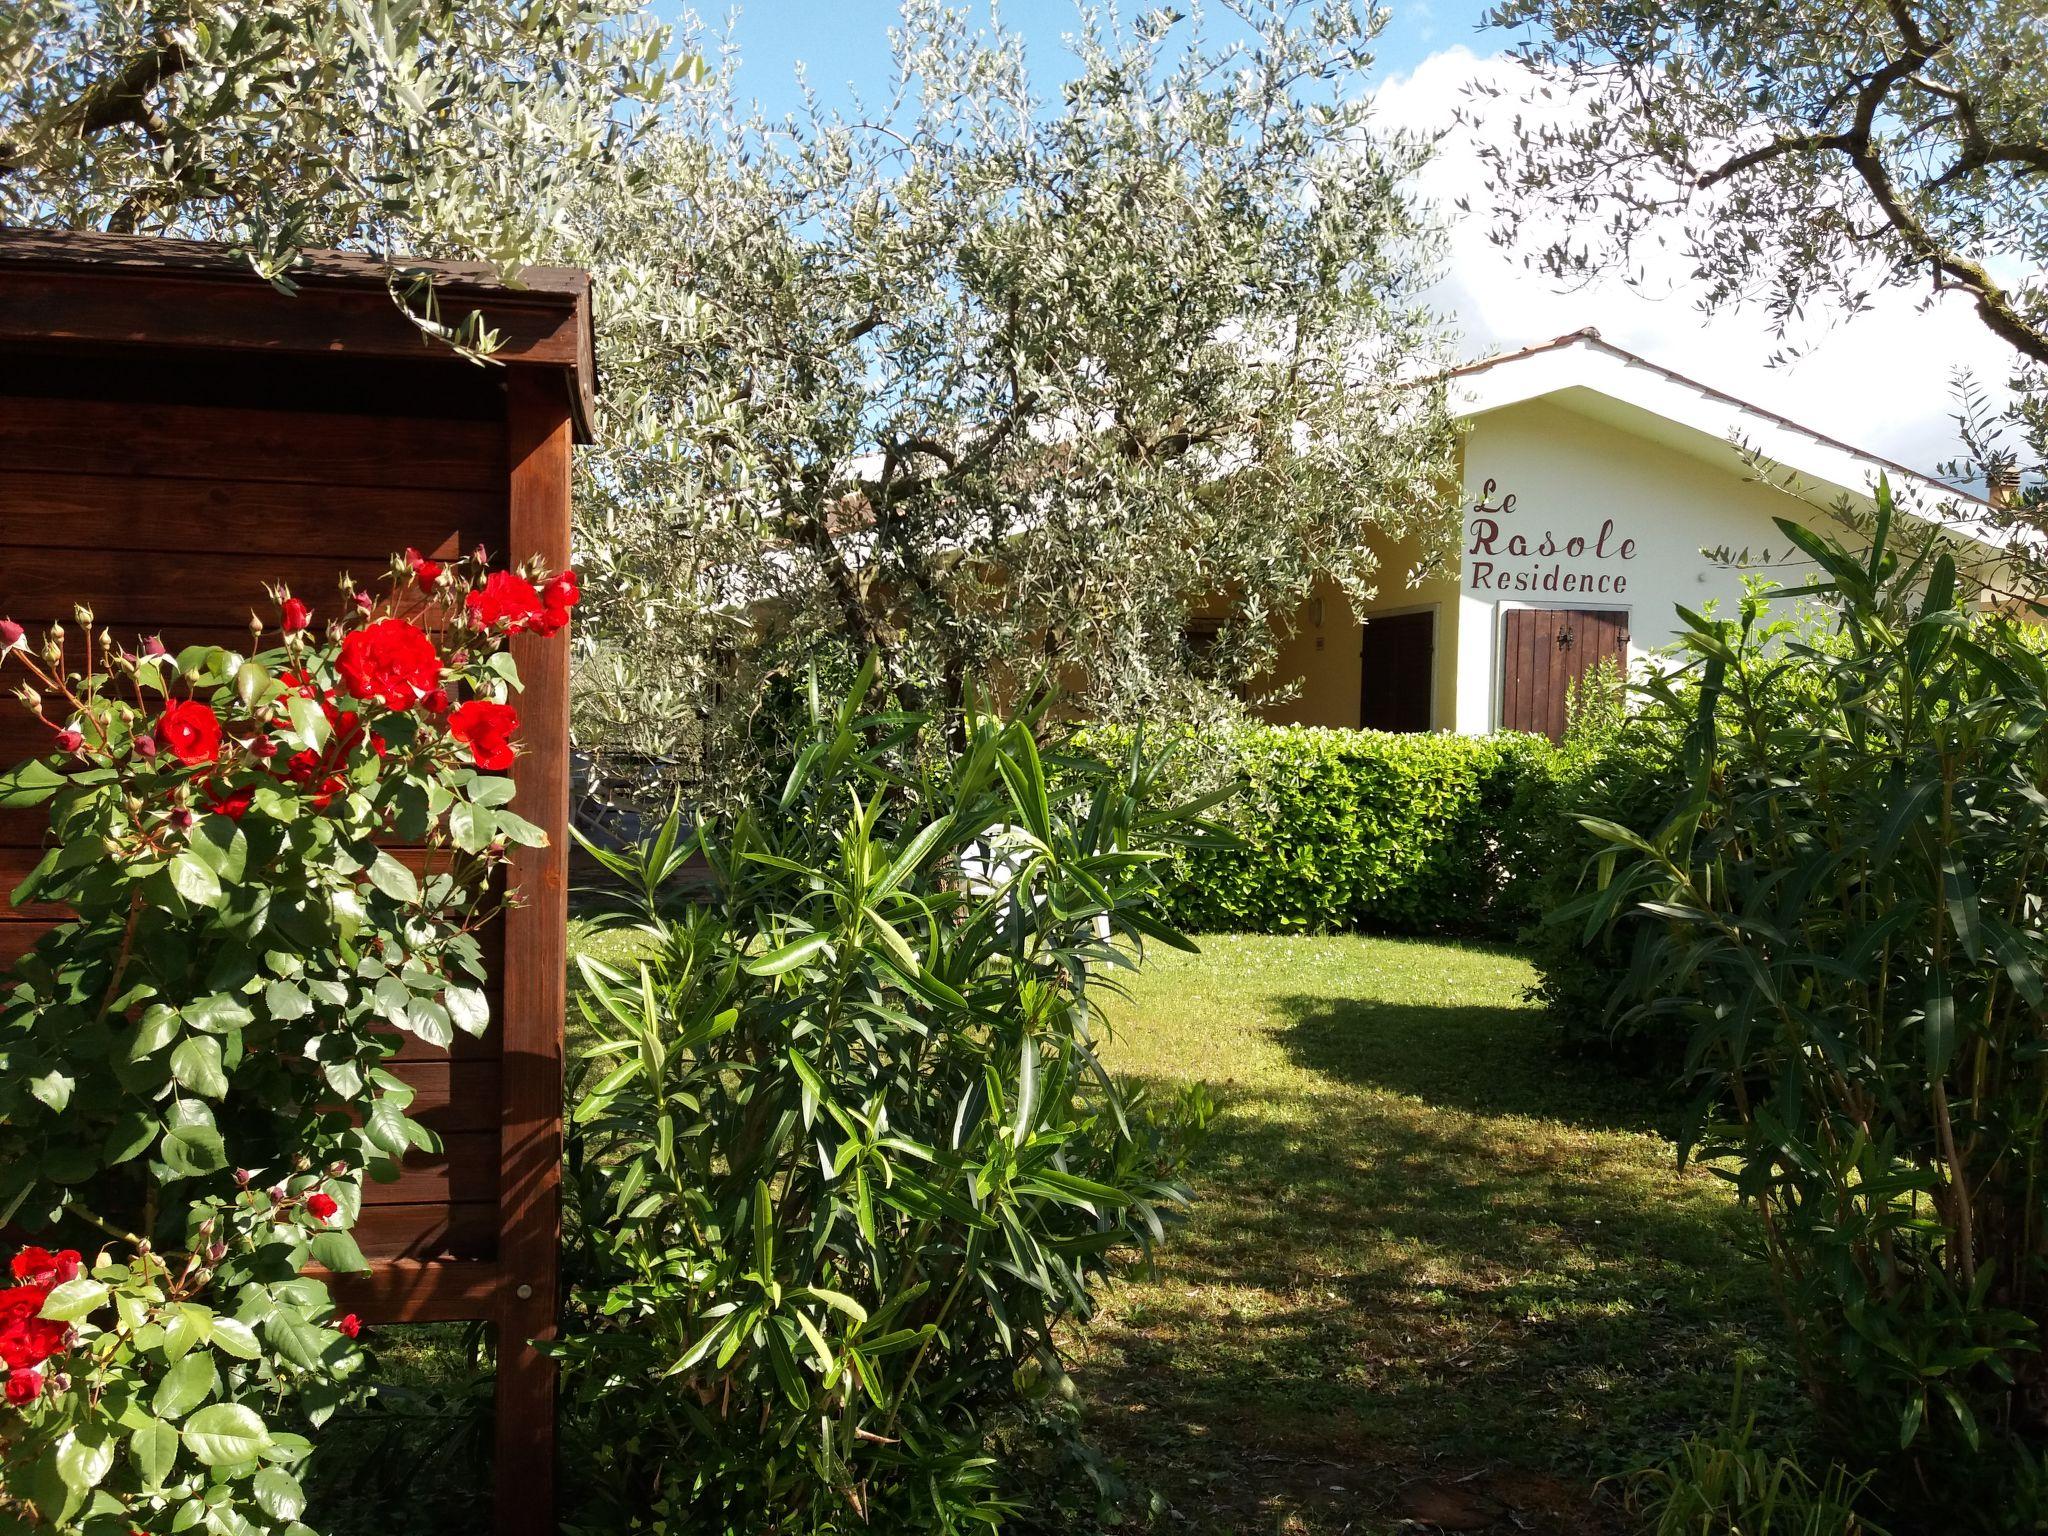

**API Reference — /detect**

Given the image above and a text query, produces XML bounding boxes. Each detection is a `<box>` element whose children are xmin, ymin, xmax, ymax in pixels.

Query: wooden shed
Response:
<box><xmin>0</xmin><ymin>227</ymin><xmax>589</xmax><ymax>1535</ymax></box>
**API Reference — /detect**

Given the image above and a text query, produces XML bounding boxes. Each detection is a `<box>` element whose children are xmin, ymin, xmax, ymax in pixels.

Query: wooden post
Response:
<box><xmin>496</xmin><ymin>370</ymin><xmax>573</xmax><ymax>1533</ymax></box>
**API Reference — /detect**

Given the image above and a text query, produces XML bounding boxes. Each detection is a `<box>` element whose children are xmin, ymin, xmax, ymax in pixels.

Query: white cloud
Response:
<box><xmin>1372</xmin><ymin>46</ymin><xmax>2020</xmax><ymax>480</ymax></box>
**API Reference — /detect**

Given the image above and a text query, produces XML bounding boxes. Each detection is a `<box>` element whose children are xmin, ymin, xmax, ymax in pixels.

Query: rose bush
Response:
<box><xmin>0</xmin><ymin>547</ymin><xmax>575</xmax><ymax>1533</ymax></box>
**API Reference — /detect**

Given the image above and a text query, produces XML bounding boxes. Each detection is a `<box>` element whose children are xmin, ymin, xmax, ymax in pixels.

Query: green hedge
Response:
<box><xmin>1121</xmin><ymin>724</ymin><xmax>1562</xmax><ymax>937</ymax></box>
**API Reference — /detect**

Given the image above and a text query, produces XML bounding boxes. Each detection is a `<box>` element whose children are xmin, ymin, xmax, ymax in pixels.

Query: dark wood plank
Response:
<box><xmin>0</xmin><ymin>547</ymin><xmax>445</xmax><ymax>629</ymax></box>
<box><xmin>324</xmin><ymin>1260</ymin><xmax>503</xmax><ymax>1324</ymax></box>
<box><xmin>0</xmin><ymin>396</ymin><xmax>505</xmax><ymax>492</ymax></box>
<box><xmin>354</xmin><ymin>1202</ymin><xmax>497</xmax><ymax>1263</ymax></box>
<box><xmin>391</xmin><ymin>1061</ymin><xmax>504</xmax><ymax>1136</ymax></box>
<box><xmin>493</xmin><ymin>370</ymin><xmax>571</xmax><ymax>1536</ymax></box>
<box><xmin>0</xmin><ymin>271</ymin><xmax>586</xmax><ymax>373</ymax></box>
<box><xmin>361</xmin><ymin>1130</ymin><xmax>500</xmax><ymax>1206</ymax></box>
<box><xmin>0</xmin><ymin>471</ymin><xmax>503</xmax><ymax>561</ymax></box>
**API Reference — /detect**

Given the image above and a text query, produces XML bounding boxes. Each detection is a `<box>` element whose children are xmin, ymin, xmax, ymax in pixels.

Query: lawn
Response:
<box><xmin>1074</xmin><ymin>932</ymin><xmax>1803</xmax><ymax>1535</ymax></box>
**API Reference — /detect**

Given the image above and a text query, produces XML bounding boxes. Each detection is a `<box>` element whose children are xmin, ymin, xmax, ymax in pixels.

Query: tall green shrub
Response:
<box><xmin>554</xmin><ymin>674</ymin><xmax>1217</xmax><ymax>1534</ymax></box>
<box><xmin>1113</xmin><ymin>724</ymin><xmax>1557</xmax><ymax>936</ymax></box>
<box><xmin>1578</xmin><ymin>492</ymin><xmax>2048</xmax><ymax>1524</ymax></box>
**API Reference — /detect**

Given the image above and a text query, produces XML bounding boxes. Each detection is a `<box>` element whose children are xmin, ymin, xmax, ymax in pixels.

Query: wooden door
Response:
<box><xmin>1499</xmin><ymin>607</ymin><xmax>1628</xmax><ymax>740</ymax></box>
<box><xmin>1359</xmin><ymin>609</ymin><xmax>1436</xmax><ymax>732</ymax></box>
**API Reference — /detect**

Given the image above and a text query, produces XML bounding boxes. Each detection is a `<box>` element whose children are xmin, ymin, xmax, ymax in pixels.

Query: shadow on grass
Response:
<box><xmin>1076</xmin><ymin>986</ymin><xmax>1795</xmax><ymax>1534</ymax></box>
<box><xmin>1272</xmin><ymin>992</ymin><xmax>1678</xmax><ymax>1138</ymax></box>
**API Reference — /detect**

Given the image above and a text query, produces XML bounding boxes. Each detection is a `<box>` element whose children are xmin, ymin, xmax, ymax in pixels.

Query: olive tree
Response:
<box><xmin>570</xmin><ymin>1</ymin><xmax>1460</xmax><ymax>784</ymax></box>
<box><xmin>0</xmin><ymin>0</ymin><xmax>690</xmax><ymax>349</ymax></box>
<box><xmin>1475</xmin><ymin>0</ymin><xmax>2048</xmax><ymax>486</ymax></box>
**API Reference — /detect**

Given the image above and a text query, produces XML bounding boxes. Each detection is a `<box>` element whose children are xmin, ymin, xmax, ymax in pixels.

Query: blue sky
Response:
<box><xmin>672</xmin><ymin>2</ymin><xmax>1485</xmax><ymax>121</ymax></box>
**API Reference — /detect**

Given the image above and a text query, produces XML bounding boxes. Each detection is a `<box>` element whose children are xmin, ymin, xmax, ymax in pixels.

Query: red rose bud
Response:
<box><xmin>234</xmin><ymin>1168</ymin><xmax>253</xmax><ymax>1187</ymax></box>
<box><xmin>354</xmin><ymin>590</ymin><xmax>374</xmax><ymax>614</ymax></box>
<box><xmin>169</xmin><ymin>808</ymin><xmax>195</xmax><ymax>830</ymax></box>
<box><xmin>405</xmin><ymin>548</ymin><xmax>444</xmax><ymax>584</ymax></box>
<box><xmin>0</xmin><ymin>619</ymin><xmax>23</xmax><ymax>652</ymax></box>
<box><xmin>250</xmin><ymin>735</ymin><xmax>279</xmax><ymax>759</ymax></box>
<box><xmin>304</xmin><ymin>1192</ymin><xmax>340</xmax><ymax>1225</ymax></box>
<box><xmin>5</xmin><ymin>1367</ymin><xmax>43</xmax><ymax>1406</ymax></box>
<box><xmin>142</xmin><ymin>636</ymin><xmax>167</xmax><ymax>658</ymax></box>
<box><xmin>53</xmin><ymin>727</ymin><xmax>83</xmax><ymax>755</ymax></box>
<box><xmin>206</xmin><ymin>1242</ymin><xmax>227</xmax><ymax>1264</ymax></box>
<box><xmin>134</xmin><ymin>734</ymin><xmax>156</xmax><ymax>759</ymax></box>
<box><xmin>335</xmin><ymin>1314</ymin><xmax>362</xmax><ymax>1339</ymax></box>
<box><xmin>282</xmin><ymin>597</ymin><xmax>312</xmax><ymax>634</ymax></box>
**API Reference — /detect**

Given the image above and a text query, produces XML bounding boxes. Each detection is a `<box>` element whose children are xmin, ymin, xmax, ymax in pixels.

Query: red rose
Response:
<box><xmin>530</xmin><ymin>569</ymin><xmax>580</xmax><ymax>637</ymax></box>
<box><xmin>543</xmin><ymin>569</ymin><xmax>580</xmax><ymax>612</ymax></box>
<box><xmin>465</xmin><ymin>571</ymin><xmax>546</xmax><ymax>634</ymax></box>
<box><xmin>0</xmin><ymin>619</ymin><xmax>23</xmax><ymax>652</ymax></box>
<box><xmin>304</xmin><ymin>1192</ymin><xmax>340</xmax><ymax>1225</ymax></box>
<box><xmin>157</xmin><ymin>701</ymin><xmax>221</xmax><ymax>766</ymax></box>
<box><xmin>406</xmin><ymin>547</ymin><xmax>444</xmax><ymax>585</ymax></box>
<box><xmin>336</xmin><ymin>619</ymin><xmax>440</xmax><ymax>710</ymax></box>
<box><xmin>422</xmin><ymin>688</ymin><xmax>451</xmax><ymax>716</ymax></box>
<box><xmin>448</xmin><ymin>699</ymin><xmax>520</xmax><ymax>772</ymax></box>
<box><xmin>53</xmin><ymin>727</ymin><xmax>83</xmax><ymax>756</ymax></box>
<box><xmin>204</xmin><ymin>782</ymin><xmax>255</xmax><ymax>821</ymax></box>
<box><xmin>281</xmin><ymin>597</ymin><xmax>312</xmax><ymax>634</ymax></box>
<box><xmin>10</xmin><ymin>1248</ymin><xmax>80</xmax><ymax>1288</ymax></box>
<box><xmin>335</xmin><ymin>1314</ymin><xmax>362</xmax><ymax>1339</ymax></box>
<box><xmin>5</xmin><ymin>1367</ymin><xmax>42</xmax><ymax>1406</ymax></box>
<box><xmin>0</xmin><ymin>1288</ymin><xmax>66</xmax><ymax>1371</ymax></box>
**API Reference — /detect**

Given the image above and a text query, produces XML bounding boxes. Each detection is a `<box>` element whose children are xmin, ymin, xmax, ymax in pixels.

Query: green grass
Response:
<box><xmin>1074</xmin><ymin>932</ymin><xmax>1805</xmax><ymax>1535</ymax></box>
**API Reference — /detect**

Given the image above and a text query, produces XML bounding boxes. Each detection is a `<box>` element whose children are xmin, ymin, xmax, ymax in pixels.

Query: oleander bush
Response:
<box><xmin>0</xmin><ymin>550</ymin><xmax>576</xmax><ymax>1534</ymax></box>
<box><xmin>1096</xmin><ymin>723</ymin><xmax>1558</xmax><ymax>937</ymax></box>
<box><xmin>554</xmin><ymin>672</ymin><xmax>1219</xmax><ymax>1535</ymax></box>
<box><xmin>1578</xmin><ymin>494</ymin><xmax>2048</xmax><ymax>1527</ymax></box>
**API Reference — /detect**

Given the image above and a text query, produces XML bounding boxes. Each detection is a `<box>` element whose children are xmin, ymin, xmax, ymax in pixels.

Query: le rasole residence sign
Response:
<box><xmin>1464</xmin><ymin>479</ymin><xmax>1638</xmax><ymax>596</ymax></box>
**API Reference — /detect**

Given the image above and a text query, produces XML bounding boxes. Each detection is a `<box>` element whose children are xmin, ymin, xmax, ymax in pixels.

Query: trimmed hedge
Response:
<box><xmin>1123</xmin><ymin>724</ymin><xmax>1562</xmax><ymax>937</ymax></box>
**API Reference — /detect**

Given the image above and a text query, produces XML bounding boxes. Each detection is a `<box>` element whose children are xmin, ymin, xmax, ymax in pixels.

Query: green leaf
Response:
<box><xmin>449</xmin><ymin>800</ymin><xmax>494</xmax><ymax>853</ymax></box>
<box><xmin>130</xmin><ymin>1418</ymin><xmax>180</xmax><ymax>1487</ymax></box>
<box><xmin>264</xmin><ymin>1310</ymin><xmax>340</xmax><ymax>1371</ymax></box>
<box><xmin>153</xmin><ymin>1352</ymin><xmax>218</xmax><ymax>1421</ymax></box>
<box><xmin>168</xmin><ymin>852</ymin><xmax>222</xmax><ymax>908</ymax></box>
<box><xmin>364</xmin><ymin>1097</ymin><xmax>411</xmax><ymax>1156</ymax></box>
<box><xmin>445</xmin><ymin>985</ymin><xmax>490</xmax><ymax>1037</ymax></box>
<box><xmin>181</xmin><ymin>1403</ymin><xmax>270</xmax><ymax>1466</ymax></box>
<box><xmin>745</xmin><ymin>930</ymin><xmax>832</xmax><ymax>977</ymax></box>
<box><xmin>170</xmin><ymin>1035</ymin><xmax>229</xmax><ymax>1099</ymax></box>
<box><xmin>309</xmin><ymin>1230</ymin><xmax>369</xmax><ymax>1275</ymax></box>
<box><xmin>0</xmin><ymin>757</ymin><xmax>64</xmax><ymax>807</ymax></box>
<box><xmin>161</xmin><ymin>1101</ymin><xmax>227</xmax><ymax>1178</ymax></box>
<box><xmin>286</xmin><ymin>693</ymin><xmax>331</xmax><ymax>753</ymax></box>
<box><xmin>253</xmin><ymin>1467</ymin><xmax>307</xmax><ymax>1523</ymax></box>
<box><xmin>209</xmin><ymin>1317</ymin><xmax>261</xmax><ymax>1360</ymax></box>
<box><xmin>103</xmin><ymin>1111</ymin><xmax>158</xmax><ymax>1165</ymax></box>
<box><xmin>367</xmin><ymin>850</ymin><xmax>420</xmax><ymax>903</ymax></box>
<box><xmin>55</xmin><ymin>1425</ymin><xmax>115</xmax><ymax>1495</ymax></box>
<box><xmin>39</xmin><ymin>1277</ymin><xmax>108</xmax><ymax>1323</ymax></box>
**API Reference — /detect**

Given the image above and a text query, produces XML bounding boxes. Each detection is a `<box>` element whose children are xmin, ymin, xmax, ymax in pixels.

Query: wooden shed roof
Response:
<box><xmin>0</xmin><ymin>227</ymin><xmax>597</xmax><ymax>442</ymax></box>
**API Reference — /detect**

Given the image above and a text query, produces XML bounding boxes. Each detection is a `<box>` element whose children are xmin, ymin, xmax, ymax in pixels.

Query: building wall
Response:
<box><xmin>1254</xmin><ymin>525</ymin><xmax>1462</xmax><ymax>731</ymax></box>
<box><xmin>1451</xmin><ymin>396</ymin><xmax>1831</xmax><ymax>734</ymax></box>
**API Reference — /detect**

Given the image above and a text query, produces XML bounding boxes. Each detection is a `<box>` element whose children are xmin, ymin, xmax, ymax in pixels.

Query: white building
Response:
<box><xmin>1255</xmin><ymin>328</ymin><xmax>2004</xmax><ymax>739</ymax></box>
